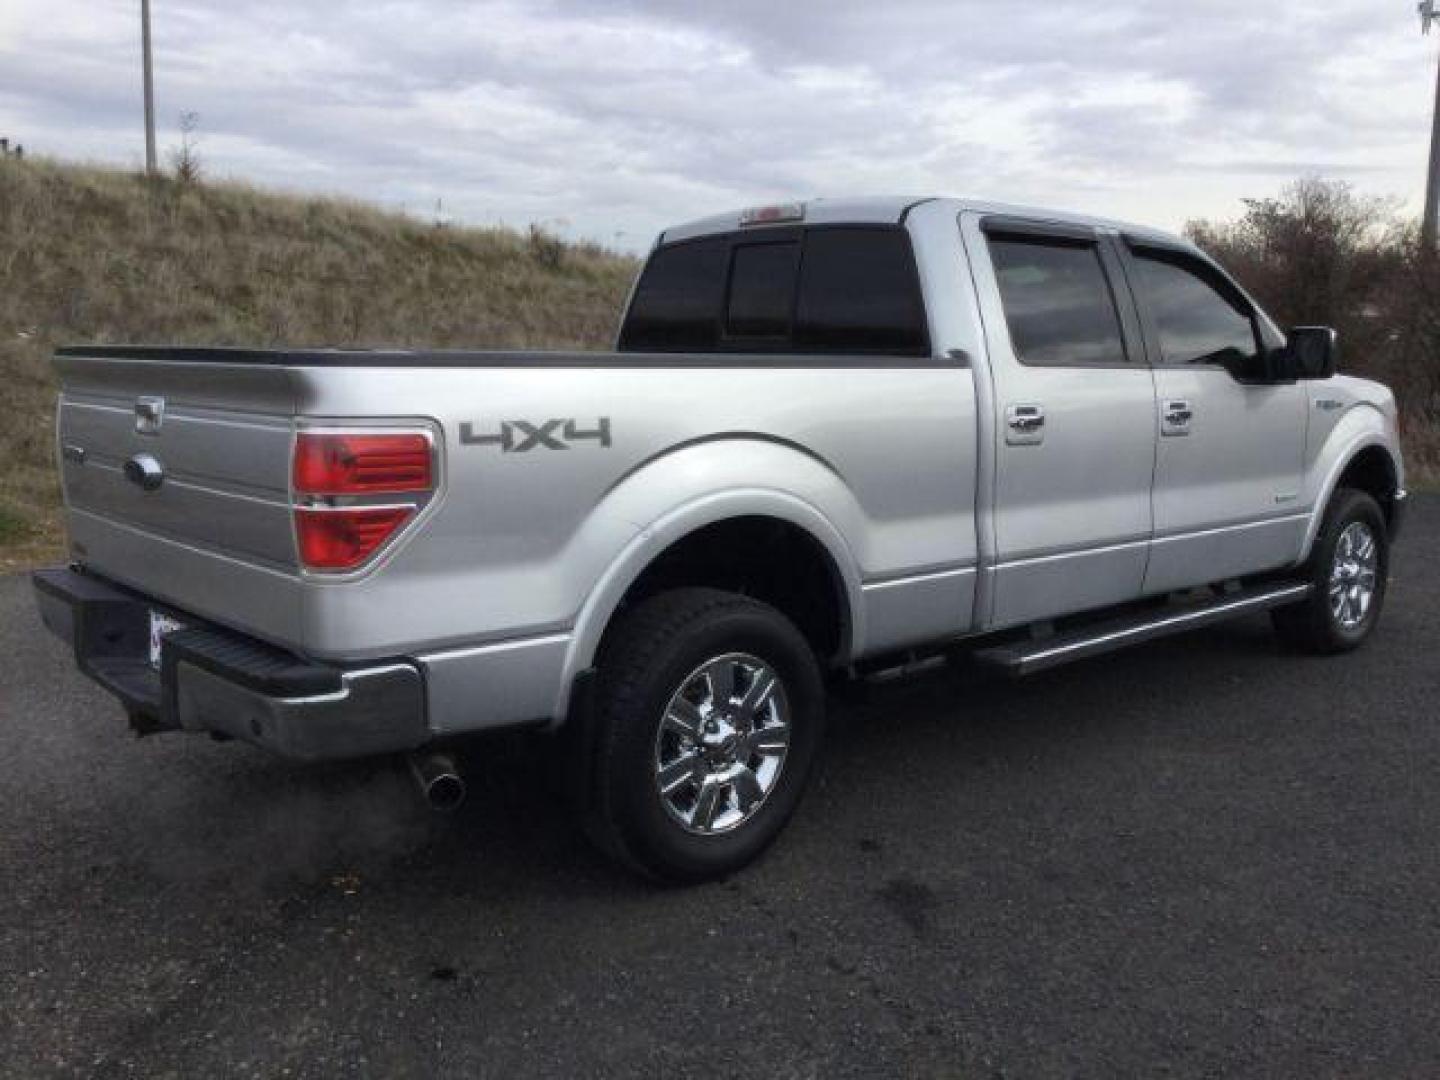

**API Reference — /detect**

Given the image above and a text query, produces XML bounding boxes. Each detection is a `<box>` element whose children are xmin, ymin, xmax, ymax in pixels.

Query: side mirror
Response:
<box><xmin>1274</xmin><ymin>326</ymin><xmax>1338</xmax><ymax>381</ymax></box>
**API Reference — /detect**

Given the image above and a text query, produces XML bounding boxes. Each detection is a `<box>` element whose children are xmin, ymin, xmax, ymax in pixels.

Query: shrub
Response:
<box><xmin>1188</xmin><ymin>178</ymin><xmax>1438</xmax><ymax>483</ymax></box>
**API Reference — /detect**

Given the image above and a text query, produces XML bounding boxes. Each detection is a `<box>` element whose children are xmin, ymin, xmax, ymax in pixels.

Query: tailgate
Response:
<box><xmin>54</xmin><ymin>350</ymin><xmax>305</xmax><ymax>647</ymax></box>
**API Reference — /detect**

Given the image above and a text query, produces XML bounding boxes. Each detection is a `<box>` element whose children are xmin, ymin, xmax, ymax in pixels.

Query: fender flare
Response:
<box><xmin>551</xmin><ymin>488</ymin><xmax>864</xmax><ymax>722</ymax></box>
<box><xmin>1298</xmin><ymin>418</ymin><xmax>1400</xmax><ymax>564</ymax></box>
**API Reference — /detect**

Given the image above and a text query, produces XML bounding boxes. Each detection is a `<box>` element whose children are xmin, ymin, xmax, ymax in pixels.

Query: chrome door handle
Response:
<box><xmin>1005</xmin><ymin>404</ymin><xmax>1045</xmax><ymax>446</ymax></box>
<box><xmin>1161</xmin><ymin>399</ymin><xmax>1193</xmax><ymax>438</ymax></box>
<box><xmin>1007</xmin><ymin>405</ymin><xmax>1045</xmax><ymax>431</ymax></box>
<box><xmin>1164</xmin><ymin>401</ymin><xmax>1193</xmax><ymax>424</ymax></box>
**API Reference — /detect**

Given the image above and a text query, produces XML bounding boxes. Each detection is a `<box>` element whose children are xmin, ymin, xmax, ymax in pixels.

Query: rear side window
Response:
<box><xmin>794</xmin><ymin>229</ymin><xmax>928</xmax><ymax>353</ymax></box>
<box><xmin>988</xmin><ymin>237</ymin><xmax>1128</xmax><ymax>366</ymax></box>
<box><xmin>619</xmin><ymin>238</ymin><xmax>726</xmax><ymax>349</ymax></box>
<box><xmin>1131</xmin><ymin>250</ymin><xmax>1258</xmax><ymax>368</ymax></box>
<box><xmin>620</xmin><ymin>226</ymin><xmax>929</xmax><ymax>356</ymax></box>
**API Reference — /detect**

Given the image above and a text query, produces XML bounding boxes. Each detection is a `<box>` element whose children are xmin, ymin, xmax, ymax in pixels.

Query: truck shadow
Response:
<box><xmin>343</xmin><ymin>613</ymin><xmax>1303</xmax><ymax>895</ymax></box>
<box><xmin>118</xmin><ymin>610</ymin><xmax>1341</xmax><ymax>905</ymax></box>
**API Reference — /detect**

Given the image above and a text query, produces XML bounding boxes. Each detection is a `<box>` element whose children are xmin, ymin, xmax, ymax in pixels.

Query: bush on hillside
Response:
<box><xmin>1187</xmin><ymin>178</ymin><xmax>1439</xmax><ymax>481</ymax></box>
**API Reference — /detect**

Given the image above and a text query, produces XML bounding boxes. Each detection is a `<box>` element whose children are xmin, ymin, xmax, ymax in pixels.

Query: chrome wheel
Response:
<box><xmin>652</xmin><ymin>653</ymin><xmax>791</xmax><ymax>836</ymax></box>
<box><xmin>1329</xmin><ymin>521</ymin><xmax>1379</xmax><ymax>630</ymax></box>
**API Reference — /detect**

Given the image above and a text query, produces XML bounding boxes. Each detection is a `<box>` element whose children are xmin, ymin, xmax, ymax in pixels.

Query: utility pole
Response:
<box><xmin>1422</xmin><ymin>1</ymin><xmax>1440</xmax><ymax>245</ymax></box>
<box><xmin>141</xmin><ymin>0</ymin><xmax>157</xmax><ymax>174</ymax></box>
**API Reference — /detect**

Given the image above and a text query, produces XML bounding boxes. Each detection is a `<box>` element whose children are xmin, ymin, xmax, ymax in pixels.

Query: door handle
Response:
<box><xmin>1005</xmin><ymin>404</ymin><xmax>1045</xmax><ymax>446</ymax></box>
<box><xmin>1164</xmin><ymin>401</ymin><xmax>1193</xmax><ymax>424</ymax></box>
<box><xmin>1007</xmin><ymin>405</ymin><xmax>1045</xmax><ymax>431</ymax></box>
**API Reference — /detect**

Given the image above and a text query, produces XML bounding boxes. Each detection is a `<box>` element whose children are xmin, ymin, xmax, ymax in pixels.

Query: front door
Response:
<box><xmin>1120</xmin><ymin>242</ymin><xmax>1307</xmax><ymax>594</ymax></box>
<box><xmin>963</xmin><ymin>214</ymin><xmax>1157</xmax><ymax>630</ymax></box>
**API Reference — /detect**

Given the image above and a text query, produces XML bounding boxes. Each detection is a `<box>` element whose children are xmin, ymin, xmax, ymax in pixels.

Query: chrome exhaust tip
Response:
<box><xmin>408</xmin><ymin>751</ymin><xmax>465</xmax><ymax>812</ymax></box>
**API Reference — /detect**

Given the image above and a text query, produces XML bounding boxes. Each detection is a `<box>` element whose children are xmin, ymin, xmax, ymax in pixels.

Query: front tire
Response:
<box><xmin>1272</xmin><ymin>487</ymin><xmax>1389</xmax><ymax>654</ymax></box>
<box><xmin>584</xmin><ymin>588</ymin><xmax>826</xmax><ymax>883</ymax></box>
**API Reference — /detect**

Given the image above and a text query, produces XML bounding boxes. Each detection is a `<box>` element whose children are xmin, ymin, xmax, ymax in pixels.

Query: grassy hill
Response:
<box><xmin>0</xmin><ymin>157</ymin><xmax>638</xmax><ymax>567</ymax></box>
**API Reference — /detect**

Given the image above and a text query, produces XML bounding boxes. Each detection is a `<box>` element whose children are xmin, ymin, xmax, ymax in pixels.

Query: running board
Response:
<box><xmin>972</xmin><ymin>581</ymin><xmax>1313</xmax><ymax>677</ymax></box>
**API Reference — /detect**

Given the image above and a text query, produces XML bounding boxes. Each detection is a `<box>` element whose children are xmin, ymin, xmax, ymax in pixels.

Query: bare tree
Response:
<box><xmin>1188</xmin><ymin>178</ymin><xmax>1438</xmax><ymax>451</ymax></box>
<box><xmin>169</xmin><ymin>111</ymin><xmax>203</xmax><ymax>185</ymax></box>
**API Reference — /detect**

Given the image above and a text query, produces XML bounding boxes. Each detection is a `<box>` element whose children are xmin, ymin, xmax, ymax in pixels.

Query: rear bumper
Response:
<box><xmin>33</xmin><ymin>567</ymin><xmax>428</xmax><ymax>762</ymax></box>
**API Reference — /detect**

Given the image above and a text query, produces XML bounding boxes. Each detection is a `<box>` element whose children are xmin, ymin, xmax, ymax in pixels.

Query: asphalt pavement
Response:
<box><xmin>3</xmin><ymin>498</ymin><xmax>1438</xmax><ymax>1078</ymax></box>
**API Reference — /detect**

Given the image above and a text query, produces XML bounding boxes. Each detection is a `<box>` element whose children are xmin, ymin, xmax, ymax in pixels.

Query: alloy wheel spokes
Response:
<box><xmin>1329</xmin><ymin>521</ymin><xmax>1379</xmax><ymax>630</ymax></box>
<box><xmin>748</xmin><ymin>721</ymin><xmax>790</xmax><ymax>756</ymax></box>
<box><xmin>657</xmin><ymin>751</ymin><xmax>702</xmax><ymax>797</ymax></box>
<box><xmin>692</xmin><ymin>779</ymin><xmax>725</xmax><ymax>832</ymax></box>
<box><xmin>653</xmin><ymin>652</ymin><xmax>791</xmax><ymax>836</ymax></box>
<box><xmin>732</xmin><ymin>766</ymin><xmax>765</xmax><ymax>812</ymax></box>
<box><xmin>663</xmin><ymin>697</ymin><xmax>704</xmax><ymax>741</ymax></box>
<box><xmin>702</xmin><ymin>658</ymin><xmax>737</xmax><ymax>708</ymax></box>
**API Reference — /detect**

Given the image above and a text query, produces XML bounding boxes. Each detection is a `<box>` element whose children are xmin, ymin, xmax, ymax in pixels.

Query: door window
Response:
<box><xmin>988</xmin><ymin>237</ymin><xmax>1129</xmax><ymax>366</ymax></box>
<box><xmin>1131</xmin><ymin>250</ymin><xmax>1259</xmax><ymax>369</ymax></box>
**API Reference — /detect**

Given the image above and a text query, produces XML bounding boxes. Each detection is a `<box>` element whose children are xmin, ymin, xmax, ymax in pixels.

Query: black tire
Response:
<box><xmin>582</xmin><ymin>588</ymin><xmax>826</xmax><ymax>883</ymax></box>
<box><xmin>1271</xmin><ymin>487</ymin><xmax>1389</xmax><ymax>654</ymax></box>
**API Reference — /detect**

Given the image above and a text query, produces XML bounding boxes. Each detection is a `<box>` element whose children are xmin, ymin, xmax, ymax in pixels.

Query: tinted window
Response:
<box><xmin>726</xmin><ymin>242</ymin><xmax>799</xmax><ymax>339</ymax></box>
<box><xmin>619</xmin><ymin>238</ymin><xmax>726</xmax><ymax>349</ymax></box>
<box><xmin>619</xmin><ymin>226</ymin><xmax>928</xmax><ymax>356</ymax></box>
<box><xmin>1132</xmin><ymin>251</ymin><xmax>1258</xmax><ymax>367</ymax></box>
<box><xmin>988</xmin><ymin>238</ymin><xmax>1127</xmax><ymax>365</ymax></box>
<box><xmin>794</xmin><ymin>228</ymin><xmax>928</xmax><ymax>353</ymax></box>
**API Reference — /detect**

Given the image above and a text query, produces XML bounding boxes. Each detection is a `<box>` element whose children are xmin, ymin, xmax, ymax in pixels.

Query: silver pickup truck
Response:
<box><xmin>34</xmin><ymin>196</ymin><xmax>1407</xmax><ymax>881</ymax></box>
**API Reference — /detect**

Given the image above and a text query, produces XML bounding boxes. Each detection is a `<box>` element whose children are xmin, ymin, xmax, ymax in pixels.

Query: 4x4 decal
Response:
<box><xmin>460</xmin><ymin>418</ymin><xmax>612</xmax><ymax>452</ymax></box>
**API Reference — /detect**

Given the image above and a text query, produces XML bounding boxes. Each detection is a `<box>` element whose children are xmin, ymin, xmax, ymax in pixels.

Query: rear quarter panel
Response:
<box><xmin>291</xmin><ymin>363</ymin><xmax>981</xmax><ymax>666</ymax></box>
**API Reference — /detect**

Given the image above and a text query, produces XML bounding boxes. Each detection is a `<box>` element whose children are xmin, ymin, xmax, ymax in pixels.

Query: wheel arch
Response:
<box><xmin>1299</xmin><ymin>415</ymin><xmax>1403</xmax><ymax>563</ymax></box>
<box><xmin>551</xmin><ymin>440</ymin><xmax>868</xmax><ymax>722</ymax></box>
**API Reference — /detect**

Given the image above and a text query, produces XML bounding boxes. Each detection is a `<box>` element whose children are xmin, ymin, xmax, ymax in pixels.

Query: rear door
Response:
<box><xmin>1119</xmin><ymin>242</ymin><xmax>1307</xmax><ymax>593</ymax></box>
<box><xmin>964</xmin><ymin>215</ymin><xmax>1158</xmax><ymax>629</ymax></box>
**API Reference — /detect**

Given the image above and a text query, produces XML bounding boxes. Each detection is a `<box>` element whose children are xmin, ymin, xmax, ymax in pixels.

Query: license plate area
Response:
<box><xmin>148</xmin><ymin>610</ymin><xmax>185</xmax><ymax>670</ymax></box>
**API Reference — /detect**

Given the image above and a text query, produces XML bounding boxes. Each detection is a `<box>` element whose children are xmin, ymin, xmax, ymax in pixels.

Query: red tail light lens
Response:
<box><xmin>293</xmin><ymin>433</ymin><xmax>432</xmax><ymax>495</ymax></box>
<box><xmin>295</xmin><ymin>507</ymin><xmax>414</xmax><ymax>571</ymax></box>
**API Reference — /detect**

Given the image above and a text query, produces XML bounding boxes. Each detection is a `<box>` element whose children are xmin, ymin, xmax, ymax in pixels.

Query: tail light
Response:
<box><xmin>292</xmin><ymin>428</ymin><xmax>437</xmax><ymax>572</ymax></box>
<box><xmin>295</xmin><ymin>507</ymin><xmax>415</xmax><ymax>570</ymax></box>
<box><xmin>293</xmin><ymin>433</ymin><xmax>432</xmax><ymax>494</ymax></box>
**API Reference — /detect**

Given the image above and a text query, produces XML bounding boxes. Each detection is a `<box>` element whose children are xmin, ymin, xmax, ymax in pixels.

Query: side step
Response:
<box><xmin>972</xmin><ymin>581</ymin><xmax>1312</xmax><ymax>677</ymax></box>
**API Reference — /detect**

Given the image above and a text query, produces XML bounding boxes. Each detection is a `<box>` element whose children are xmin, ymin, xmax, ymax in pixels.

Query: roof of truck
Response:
<box><xmin>659</xmin><ymin>195</ymin><xmax>1188</xmax><ymax>249</ymax></box>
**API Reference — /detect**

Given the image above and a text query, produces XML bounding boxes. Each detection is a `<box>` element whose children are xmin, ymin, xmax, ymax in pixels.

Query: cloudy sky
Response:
<box><xmin>0</xmin><ymin>0</ymin><xmax>1434</xmax><ymax>249</ymax></box>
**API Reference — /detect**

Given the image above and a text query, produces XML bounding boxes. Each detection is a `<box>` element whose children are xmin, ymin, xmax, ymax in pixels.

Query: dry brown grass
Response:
<box><xmin>0</xmin><ymin>156</ymin><xmax>638</xmax><ymax>566</ymax></box>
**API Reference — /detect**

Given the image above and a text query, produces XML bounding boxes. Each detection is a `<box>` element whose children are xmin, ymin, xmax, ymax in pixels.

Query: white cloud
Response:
<box><xmin>0</xmin><ymin>0</ymin><xmax>1433</xmax><ymax>248</ymax></box>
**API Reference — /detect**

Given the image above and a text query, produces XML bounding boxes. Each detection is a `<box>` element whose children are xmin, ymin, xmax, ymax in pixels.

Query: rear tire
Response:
<box><xmin>1271</xmin><ymin>488</ymin><xmax>1388</xmax><ymax>654</ymax></box>
<box><xmin>582</xmin><ymin>588</ymin><xmax>826</xmax><ymax>883</ymax></box>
